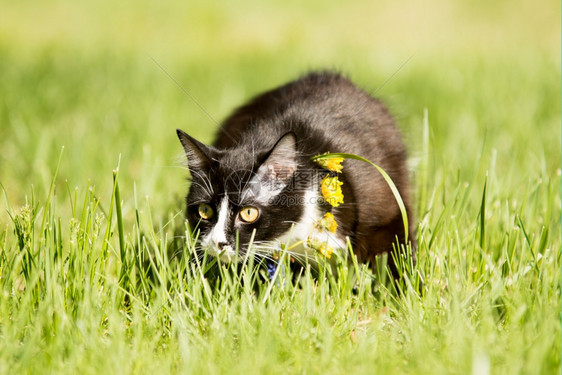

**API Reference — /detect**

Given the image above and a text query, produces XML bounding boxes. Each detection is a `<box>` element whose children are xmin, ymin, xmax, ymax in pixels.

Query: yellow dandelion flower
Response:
<box><xmin>318</xmin><ymin>243</ymin><xmax>333</xmax><ymax>258</ymax></box>
<box><xmin>320</xmin><ymin>212</ymin><xmax>338</xmax><ymax>233</ymax></box>
<box><xmin>306</xmin><ymin>238</ymin><xmax>334</xmax><ymax>259</ymax></box>
<box><xmin>321</xmin><ymin>175</ymin><xmax>344</xmax><ymax>207</ymax></box>
<box><xmin>316</xmin><ymin>156</ymin><xmax>344</xmax><ymax>173</ymax></box>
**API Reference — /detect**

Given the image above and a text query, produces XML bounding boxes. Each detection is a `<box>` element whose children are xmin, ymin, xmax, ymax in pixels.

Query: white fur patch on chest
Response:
<box><xmin>277</xmin><ymin>189</ymin><xmax>347</xmax><ymax>260</ymax></box>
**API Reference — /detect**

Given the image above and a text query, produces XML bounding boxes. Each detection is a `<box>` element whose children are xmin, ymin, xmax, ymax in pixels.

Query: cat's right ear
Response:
<box><xmin>176</xmin><ymin>129</ymin><xmax>212</xmax><ymax>170</ymax></box>
<box><xmin>254</xmin><ymin>132</ymin><xmax>298</xmax><ymax>191</ymax></box>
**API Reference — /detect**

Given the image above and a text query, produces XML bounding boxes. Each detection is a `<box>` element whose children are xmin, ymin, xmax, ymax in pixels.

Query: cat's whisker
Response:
<box><xmin>251</xmin><ymin>243</ymin><xmax>319</xmax><ymax>264</ymax></box>
<box><xmin>190</xmin><ymin>170</ymin><xmax>215</xmax><ymax>198</ymax></box>
<box><xmin>249</xmin><ymin>253</ymin><xmax>276</xmax><ymax>263</ymax></box>
<box><xmin>251</xmin><ymin>138</ymin><xmax>256</xmax><ymax>171</ymax></box>
<box><xmin>280</xmin><ymin>220</ymin><xmax>298</xmax><ymax>225</ymax></box>
<box><xmin>247</xmin><ymin>240</ymin><xmax>275</xmax><ymax>246</ymax></box>
<box><xmin>187</xmin><ymin>181</ymin><xmax>214</xmax><ymax>200</ymax></box>
<box><xmin>200</xmin><ymin>178</ymin><xmax>215</xmax><ymax>199</ymax></box>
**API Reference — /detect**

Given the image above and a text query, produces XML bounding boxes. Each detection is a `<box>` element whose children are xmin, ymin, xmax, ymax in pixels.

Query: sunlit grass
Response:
<box><xmin>1</xmin><ymin>137</ymin><xmax>558</xmax><ymax>373</ymax></box>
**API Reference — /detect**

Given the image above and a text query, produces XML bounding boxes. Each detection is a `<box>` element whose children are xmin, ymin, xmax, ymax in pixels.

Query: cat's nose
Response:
<box><xmin>215</xmin><ymin>241</ymin><xmax>228</xmax><ymax>249</ymax></box>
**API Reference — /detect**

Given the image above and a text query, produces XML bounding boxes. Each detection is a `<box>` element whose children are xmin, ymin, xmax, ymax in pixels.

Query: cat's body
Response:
<box><xmin>177</xmin><ymin>72</ymin><xmax>414</xmax><ymax>273</ymax></box>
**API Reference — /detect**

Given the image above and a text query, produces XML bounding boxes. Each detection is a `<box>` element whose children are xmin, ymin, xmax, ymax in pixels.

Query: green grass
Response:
<box><xmin>0</xmin><ymin>0</ymin><xmax>560</xmax><ymax>374</ymax></box>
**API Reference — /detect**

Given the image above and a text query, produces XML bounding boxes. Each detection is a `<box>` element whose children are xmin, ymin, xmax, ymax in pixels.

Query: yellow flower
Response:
<box><xmin>306</xmin><ymin>238</ymin><xmax>334</xmax><ymax>259</ymax></box>
<box><xmin>318</xmin><ymin>243</ymin><xmax>333</xmax><ymax>258</ymax></box>
<box><xmin>316</xmin><ymin>156</ymin><xmax>344</xmax><ymax>173</ymax></box>
<box><xmin>320</xmin><ymin>212</ymin><xmax>338</xmax><ymax>233</ymax></box>
<box><xmin>321</xmin><ymin>175</ymin><xmax>344</xmax><ymax>207</ymax></box>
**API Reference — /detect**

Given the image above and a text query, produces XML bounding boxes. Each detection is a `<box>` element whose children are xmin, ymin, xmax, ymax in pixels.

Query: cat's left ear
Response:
<box><xmin>256</xmin><ymin>132</ymin><xmax>297</xmax><ymax>191</ymax></box>
<box><xmin>176</xmin><ymin>129</ymin><xmax>213</xmax><ymax>171</ymax></box>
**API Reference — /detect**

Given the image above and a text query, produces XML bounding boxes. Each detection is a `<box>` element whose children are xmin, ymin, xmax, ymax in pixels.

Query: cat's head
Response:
<box><xmin>177</xmin><ymin>129</ymin><xmax>310</xmax><ymax>262</ymax></box>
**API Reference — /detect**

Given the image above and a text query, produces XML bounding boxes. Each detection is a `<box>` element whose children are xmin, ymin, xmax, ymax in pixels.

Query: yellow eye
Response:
<box><xmin>239</xmin><ymin>206</ymin><xmax>259</xmax><ymax>223</ymax></box>
<box><xmin>198</xmin><ymin>203</ymin><xmax>214</xmax><ymax>220</ymax></box>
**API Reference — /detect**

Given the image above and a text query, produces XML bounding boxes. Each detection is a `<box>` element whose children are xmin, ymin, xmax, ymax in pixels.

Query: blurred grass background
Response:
<box><xmin>0</xmin><ymin>0</ymin><xmax>559</xmax><ymax>219</ymax></box>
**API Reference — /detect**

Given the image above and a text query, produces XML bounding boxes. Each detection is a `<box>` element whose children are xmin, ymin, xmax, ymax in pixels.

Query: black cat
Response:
<box><xmin>177</xmin><ymin>71</ymin><xmax>414</xmax><ymax>275</ymax></box>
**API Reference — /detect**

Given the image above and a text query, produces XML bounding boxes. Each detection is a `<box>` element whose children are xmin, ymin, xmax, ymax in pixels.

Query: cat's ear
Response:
<box><xmin>176</xmin><ymin>129</ymin><xmax>212</xmax><ymax>170</ymax></box>
<box><xmin>256</xmin><ymin>132</ymin><xmax>297</xmax><ymax>191</ymax></box>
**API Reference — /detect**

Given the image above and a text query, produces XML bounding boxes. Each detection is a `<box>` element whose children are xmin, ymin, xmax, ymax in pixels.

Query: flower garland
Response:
<box><xmin>304</xmin><ymin>154</ymin><xmax>346</xmax><ymax>259</ymax></box>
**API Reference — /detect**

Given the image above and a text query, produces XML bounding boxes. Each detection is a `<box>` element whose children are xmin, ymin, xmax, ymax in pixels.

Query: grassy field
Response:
<box><xmin>0</xmin><ymin>0</ymin><xmax>560</xmax><ymax>374</ymax></box>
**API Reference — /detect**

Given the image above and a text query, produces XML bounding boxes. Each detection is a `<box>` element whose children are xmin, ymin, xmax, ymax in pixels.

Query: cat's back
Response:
<box><xmin>214</xmin><ymin>72</ymin><xmax>405</xmax><ymax>167</ymax></box>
